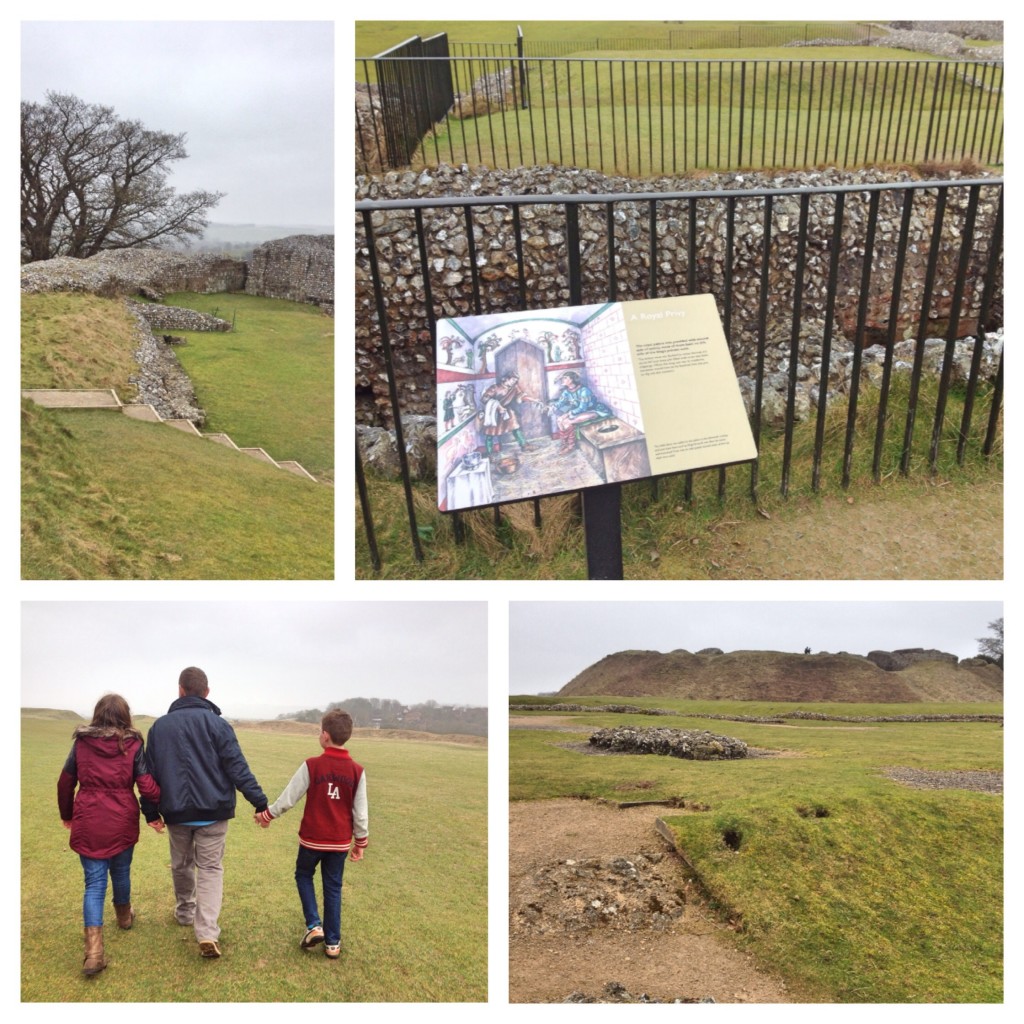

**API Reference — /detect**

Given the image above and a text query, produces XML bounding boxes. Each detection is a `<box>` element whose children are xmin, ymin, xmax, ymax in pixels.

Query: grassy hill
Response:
<box><xmin>21</xmin><ymin>291</ymin><xmax>333</xmax><ymax>580</ymax></box>
<box><xmin>558</xmin><ymin>649</ymin><xmax>1003</xmax><ymax>702</ymax></box>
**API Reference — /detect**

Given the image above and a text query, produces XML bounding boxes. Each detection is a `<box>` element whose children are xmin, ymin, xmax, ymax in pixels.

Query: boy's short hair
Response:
<box><xmin>322</xmin><ymin>710</ymin><xmax>354</xmax><ymax>746</ymax></box>
<box><xmin>179</xmin><ymin>666</ymin><xmax>209</xmax><ymax>696</ymax></box>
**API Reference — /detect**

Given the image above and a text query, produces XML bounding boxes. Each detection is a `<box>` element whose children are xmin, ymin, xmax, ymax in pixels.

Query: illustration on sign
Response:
<box><xmin>436</xmin><ymin>295</ymin><xmax>757</xmax><ymax>511</ymax></box>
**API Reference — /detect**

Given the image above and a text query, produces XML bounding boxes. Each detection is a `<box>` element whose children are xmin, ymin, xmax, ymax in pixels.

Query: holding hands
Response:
<box><xmin>254</xmin><ymin>809</ymin><xmax>273</xmax><ymax>829</ymax></box>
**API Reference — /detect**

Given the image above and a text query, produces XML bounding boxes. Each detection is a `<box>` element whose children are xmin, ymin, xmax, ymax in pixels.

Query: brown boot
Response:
<box><xmin>83</xmin><ymin>926</ymin><xmax>107</xmax><ymax>976</ymax></box>
<box><xmin>114</xmin><ymin>903</ymin><xmax>135</xmax><ymax>930</ymax></box>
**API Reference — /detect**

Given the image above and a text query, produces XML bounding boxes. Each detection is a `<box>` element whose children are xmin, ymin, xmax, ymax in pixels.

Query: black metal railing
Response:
<box><xmin>357</xmin><ymin>56</ymin><xmax>1003</xmax><ymax>177</ymax></box>
<box><xmin>355</xmin><ymin>178</ymin><xmax>1003</xmax><ymax>571</ymax></box>
<box><xmin>369</xmin><ymin>34</ymin><xmax>456</xmax><ymax>169</ymax></box>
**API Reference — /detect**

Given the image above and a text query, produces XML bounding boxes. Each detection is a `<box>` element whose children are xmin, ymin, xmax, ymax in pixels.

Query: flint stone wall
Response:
<box><xmin>128</xmin><ymin>301</ymin><xmax>232</xmax><ymax>333</ymax></box>
<box><xmin>21</xmin><ymin>248</ymin><xmax>247</xmax><ymax>298</ymax></box>
<box><xmin>589</xmin><ymin>726</ymin><xmax>748</xmax><ymax>760</ymax></box>
<box><xmin>246</xmin><ymin>234</ymin><xmax>334</xmax><ymax>313</ymax></box>
<box><xmin>356</xmin><ymin>164</ymin><xmax>1002</xmax><ymax>426</ymax></box>
<box><xmin>127</xmin><ymin>309</ymin><xmax>204</xmax><ymax>423</ymax></box>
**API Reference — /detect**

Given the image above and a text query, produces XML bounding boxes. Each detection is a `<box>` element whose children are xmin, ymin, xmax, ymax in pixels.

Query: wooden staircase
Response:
<box><xmin>22</xmin><ymin>389</ymin><xmax>319</xmax><ymax>483</ymax></box>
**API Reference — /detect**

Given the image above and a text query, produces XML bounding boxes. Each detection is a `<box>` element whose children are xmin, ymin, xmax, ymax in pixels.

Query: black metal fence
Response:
<box><xmin>355</xmin><ymin>178</ymin><xmax>1003</xmax><ymax>572</ymax></box>
<box><xmin>357</xmin><ymin>56</ymin><xmax>1003</xmax><ymax>177</ymax></box>
<box><xmin>369</xmin><ymin>34</ymin><xmax>456</xmax><ymax>169</ymax></box>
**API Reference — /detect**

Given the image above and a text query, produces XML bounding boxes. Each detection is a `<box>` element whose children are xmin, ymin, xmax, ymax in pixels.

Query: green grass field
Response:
<box><xmin>164</xmin><ymin>293</ymin><xmax>334</xmax><ymax>482</ymax></box>
<box><xmin>356</xmin><ymin>22</ymin><xmax>1002</xmax><ymax>175</ymax></box>
<box><xmin>23</xmin><ymin>715</ymin><xmax>487</xmax><ymax>1002</ymax></box>
<box><xmin>509</xmin><ymin>698</ymin><xmax>1002</xmax><ymax>1002</ymax></box>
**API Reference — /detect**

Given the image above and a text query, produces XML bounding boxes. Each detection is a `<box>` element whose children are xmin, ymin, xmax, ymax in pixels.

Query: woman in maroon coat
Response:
<box><xmin>58</xmin><ymin>694</ymin><xmax>161</xmax><ymax>976</ymax></box>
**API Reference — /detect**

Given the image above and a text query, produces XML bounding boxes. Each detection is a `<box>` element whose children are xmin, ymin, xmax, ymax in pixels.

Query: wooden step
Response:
<box><xmin>277</xmin><ymin>460</ymin><xmax>317</xmax><ymax>482</ymax></box>
<box><xmin>204</xmin><ymin>433</ymin><xmax>239</xmax><ymax>450</ymax></box>
<box><xmin>165</xmin><ymin>419</ymin><xmax>202</xmax><ymax>435</ymax></box>
<box><xmin>238</xmin><ymin>447</ymin><xmax>279</xmax><ymax>467</ymax></box>
<box><xmin>122</xmin><ymin>404</ymin><xmax>163</xmax><ymax>422</ymax></box>
<box><xmin>22</xmin><ymin>388</ymin><xmax>121</xmax><ymax>408</ymax></box>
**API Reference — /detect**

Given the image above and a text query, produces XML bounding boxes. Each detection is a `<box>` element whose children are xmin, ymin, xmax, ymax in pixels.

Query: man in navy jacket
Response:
<box><xmin>142</xmin><ymin>666</ymin><xmax>268</xmax><ymax>958</ymax></box>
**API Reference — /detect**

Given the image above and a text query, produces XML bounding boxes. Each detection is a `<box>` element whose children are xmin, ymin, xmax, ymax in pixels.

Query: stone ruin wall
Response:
<box><xmin>245</xmin><ymin>234</ymin><xmax>334</xmax><ymax>314</ymax></box>
<box><xmin>866</xmin><ymin>648</ymin><xmax>962</xmax><ymax>671</ymax></box>
<box><xmin>129</xmin><ymin>302</ymin><xmax>232</xmax><ymax>333</ymax></box>
<box><xmin>21</xmin><ymin>236</ymin><xmax>335</xmax><ymax>315</ymax></box>
<box><xmin>20</xmin><ymin>249</ymin><xmax>247</xmax><ymax>299</ymax></box>
<box><xmin>356</xmin><ymin>164</ymin><xmax>1002</xmax><ymax>427</ymax></box>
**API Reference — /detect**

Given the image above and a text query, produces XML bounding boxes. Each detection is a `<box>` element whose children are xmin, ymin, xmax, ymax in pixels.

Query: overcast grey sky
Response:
<box><xmin>21</xmin><ymin>20</ymin><xmax>333</xmax><ymax>227</ymax></box>
<box><xmin>510</xmin><ymin>601</ymin><xmax>1003</xmax><ymax>694</ymax></box>
<box><xmin>22</xmin><ymin>602</ymin><xmax>487</xmax><ymax>719</ymax></box>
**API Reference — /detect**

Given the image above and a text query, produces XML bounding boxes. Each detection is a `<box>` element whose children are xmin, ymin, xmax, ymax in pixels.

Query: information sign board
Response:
<box><xmin>435</xmin><ymin>295</ymin><xmax>756</xmax><ymax>511</ymax></box>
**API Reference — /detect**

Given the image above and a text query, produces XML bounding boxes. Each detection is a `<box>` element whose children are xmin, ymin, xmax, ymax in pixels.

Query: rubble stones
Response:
<box><xmin>565</xmin><ymin>982</ymin><xmax>714</xmax><ymax>1004</ymax></box>
<box><xmin>882</xmin><ymin>767</ymin><xmax>1002</xmax><ymax>793</ymax></box>
<box><xmin>589</xmin><ymin>727</ymin><xmax>748</xmax><ymax>760</ymax></box>
<box><xmin>513</xmin><ymin>852</ymin><xmax>688</xmax><ymax>937</ymax></box>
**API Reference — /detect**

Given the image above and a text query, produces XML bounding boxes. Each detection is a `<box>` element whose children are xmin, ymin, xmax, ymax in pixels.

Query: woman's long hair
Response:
<box><xmin>78</xmin><ymin>693</ymin><xmax>141</xmax><ymax>754</ymax></box>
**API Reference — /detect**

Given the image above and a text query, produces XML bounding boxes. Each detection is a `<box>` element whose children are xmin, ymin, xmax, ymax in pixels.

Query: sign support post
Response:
<box><xmin>583</xmin><ymin>484</ymin><xmax>624</xmax><ymax>580</ymax></box>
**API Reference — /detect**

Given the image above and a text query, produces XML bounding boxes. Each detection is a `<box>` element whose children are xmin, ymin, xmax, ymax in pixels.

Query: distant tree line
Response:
<box><xmin>279</xmin><ymin>697</ymin><xmax>487</xmax><ymax>737</ymax></box>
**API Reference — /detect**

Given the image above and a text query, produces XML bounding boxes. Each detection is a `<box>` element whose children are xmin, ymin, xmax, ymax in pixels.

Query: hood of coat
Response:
<box><xmin>72</xmin><ymin>725</ymin><xmax>142</xmax><ymax>758</ymax></box>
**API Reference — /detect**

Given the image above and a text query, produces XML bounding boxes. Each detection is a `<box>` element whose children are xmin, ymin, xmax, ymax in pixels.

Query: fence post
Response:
<box><xmin>517</xmin><ymin>25</ymin><xmax>529</xmax><ymax>109</ymax></box>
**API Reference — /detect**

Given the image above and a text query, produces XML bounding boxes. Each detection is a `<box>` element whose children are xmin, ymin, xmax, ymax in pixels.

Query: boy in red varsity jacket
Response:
<box><xmin>255</xmin><ymin>710</ymin><xmax>368</xmax><ymax>958</ymax></box>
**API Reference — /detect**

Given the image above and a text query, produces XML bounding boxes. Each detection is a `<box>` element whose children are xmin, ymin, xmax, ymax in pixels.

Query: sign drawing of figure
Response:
<box><xmin>442</xmin><ymin>389</ymin><xmax>456</xmax><ymax>431</ymax></box>
<box><xmin>550</xmin><ymin>370</ymin><xmax>611</xmax><ymax>453</ymax></box>
<box><xmin>494</xmin><ymin>372</ymin><xmax>545</xmax><ymax>453</ymax></box>
<box><xmin>480</xmin><ymin>385</ymin><xmax>512</xmax><ymax>458</ymax></box>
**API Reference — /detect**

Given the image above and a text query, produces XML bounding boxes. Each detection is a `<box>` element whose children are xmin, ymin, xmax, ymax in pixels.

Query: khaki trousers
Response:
<box><xmin>167</xmin><ymin>820</ymin><xmax>229</xmax><ymax>942</ymax></box>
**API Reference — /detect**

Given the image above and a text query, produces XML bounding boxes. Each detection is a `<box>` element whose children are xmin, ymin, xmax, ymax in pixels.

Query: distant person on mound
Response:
<box><xmin>58</xmin><ymin>694</ymin><xmax>162</xmax><ymax>977</ymax></box>
<box><xmin>140</xmin><ymin>666</ymin><xmax>269</xmax><ymax>959</ymax></box>
<box><xmin>255</xmin><ymin>710</ymin><xmax>369</xmax><ymax>960</ymax></box>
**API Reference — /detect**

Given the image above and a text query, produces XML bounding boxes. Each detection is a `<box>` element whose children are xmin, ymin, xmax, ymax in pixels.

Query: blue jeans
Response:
<box><xmin>80</xmin><ymin>847</ymin><xmax>134</xmax><ymax>927</ymax></box>
<box><xmin>295</xmin><ymin>846</ymin><xmax>347</xmax><ymax>947</ymax></box>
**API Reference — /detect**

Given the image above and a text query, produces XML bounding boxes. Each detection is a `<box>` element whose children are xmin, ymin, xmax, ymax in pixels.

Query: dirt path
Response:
<box><xmin>509</xmin><ymin>798</ymin><xmax>792</xmax><ymax>1003</ymax></box>
<box><xmin>700</xmin><ymin>478</ymin><xmax>1002</xmax><ymax>579</ymax></box>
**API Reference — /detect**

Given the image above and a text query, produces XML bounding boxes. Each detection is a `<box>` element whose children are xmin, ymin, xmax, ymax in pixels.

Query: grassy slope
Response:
<box><xmin>22</xmin><ymin>402</ymin><xmax>332</xmax><ymax>580</ymax></box>
<box><xmin>21</xmin><ymin>293</ymin><xmax>141</xmax><ymax>397</ymax></box>
<box><xmin>21</xmin><ymin>291</ymin><xmax>333</xmax><ymax>579</ymax></box>
<box><xmin>510</xmin><ymin>701</ymin><xmax>1002</xmax><ymax>1002</ymax></box>
<box><xmin>23</xmin><ymin>718</ymin><xmax>487</xmax><ymax>1002</ymax></box>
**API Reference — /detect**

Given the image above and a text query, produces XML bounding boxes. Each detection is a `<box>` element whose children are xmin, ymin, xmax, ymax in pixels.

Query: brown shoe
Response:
<box><xmin>83</xmin><ymin>926</ymin><xmax>107</xmax><ymax>976</ymax></box>
<box><xmin>114</xmin><ymin>903</ymin><xmax>135</xmax><ymax>930</ymax></box>
<box><xmin>199</xmin><ymin>939</ymin><xmax>222</xmax><ymax>958</ymax></box>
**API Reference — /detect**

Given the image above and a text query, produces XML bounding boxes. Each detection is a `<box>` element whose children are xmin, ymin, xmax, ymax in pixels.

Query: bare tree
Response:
<box><xmin>976</xmin><ymin>617</ymin><xmax>1003</xmax><ymax>667</ymax></box>
<box><xmin>21</xmin><ymin>92</ymin><xmax>224</xmax><ymax>263</ymax></box>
